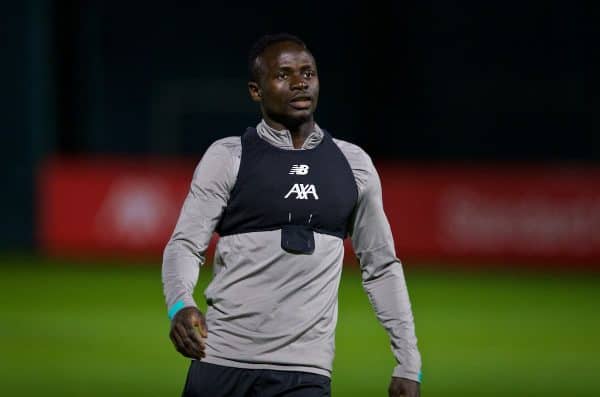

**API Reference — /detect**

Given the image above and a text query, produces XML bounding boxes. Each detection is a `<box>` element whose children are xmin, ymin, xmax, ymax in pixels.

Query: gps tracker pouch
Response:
<box><xmin>281</xmin><ymin>224</ymin><xmax>315</xmax><ymax>255</ymax></box>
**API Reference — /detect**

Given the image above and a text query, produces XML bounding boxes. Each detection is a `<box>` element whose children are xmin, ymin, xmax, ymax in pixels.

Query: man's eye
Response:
<box><xmin>277</xmin><ymin>73</ymin><xmax>288</xmax><ymax>80</ymax></box>
<box><xmin>304</xmin><ymin>71</ymin><xmax>314</xmax><ymax>78</ymax></box>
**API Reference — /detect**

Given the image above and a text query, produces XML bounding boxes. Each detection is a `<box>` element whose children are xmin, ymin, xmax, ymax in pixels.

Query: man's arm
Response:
<box><xmin>345</xmin><ymin>145</ymin><xmax>421</xmax><ymax>396</ymax></box>
<box><xmin>162</xmin><ymin>137</ymin><xmax>239</xmax><ymax>359</ymax></box>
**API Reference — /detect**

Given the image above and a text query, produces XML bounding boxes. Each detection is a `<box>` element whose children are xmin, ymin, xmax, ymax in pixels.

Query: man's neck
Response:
<box><xmin>289</xmin><ymin>124</ymin><xmax>313</xmax><ymax>149</ymax></box>
<box><xmin>263</xmin><ymin>118</ymin><xmax>315</xmax><ymax>149</ymax></box>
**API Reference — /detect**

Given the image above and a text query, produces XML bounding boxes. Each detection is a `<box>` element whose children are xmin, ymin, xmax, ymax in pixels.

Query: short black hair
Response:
<box><xmin>248</xmin><ymin>33</ymin><xmax>308</xmax><ymax>82</ymax></box>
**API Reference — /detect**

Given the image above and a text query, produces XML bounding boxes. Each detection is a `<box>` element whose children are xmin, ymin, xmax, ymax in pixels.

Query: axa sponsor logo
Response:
<box><xmin>284</xmin><ymin>183</ymin><xmax>319</xmax><ymax>200</ymax></box>
<box><xmin>289</xmin><ymin>164</ymin><xmax>310</xmax><ymax>175</ymax></box>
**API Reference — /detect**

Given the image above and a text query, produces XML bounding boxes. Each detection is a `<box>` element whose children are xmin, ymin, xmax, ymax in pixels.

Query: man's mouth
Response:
<box><xmin>289</xmin><ymin>96</ymin><xmax>312</xmax><ymax>109</ymax></box>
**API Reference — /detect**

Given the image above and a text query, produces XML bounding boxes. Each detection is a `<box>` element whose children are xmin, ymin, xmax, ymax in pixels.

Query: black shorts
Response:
<box><xmin>182</xmin><ymin>360</ymin><xmax>331</xmax><ymax>397</ymax></box>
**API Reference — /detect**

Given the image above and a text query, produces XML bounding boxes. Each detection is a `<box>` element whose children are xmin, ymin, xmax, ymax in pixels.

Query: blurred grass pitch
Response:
<box><xmin>0</xmin><ymin>256</ymin><xmax>599</xmax><ymax>396</ymax></box>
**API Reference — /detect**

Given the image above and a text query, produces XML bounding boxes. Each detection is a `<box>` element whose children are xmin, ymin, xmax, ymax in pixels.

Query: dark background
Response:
<box><xmin>1</xmin><ymin>1</ymin><xmax>593</xmax><ymax>249</ymax></box>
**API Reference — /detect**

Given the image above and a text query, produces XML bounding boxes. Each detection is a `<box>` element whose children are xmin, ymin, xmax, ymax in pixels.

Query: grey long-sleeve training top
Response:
<box><xmin>162</xmin><ymin>120</ymin><xmax>421</xmax><ymax>381</ymax></box>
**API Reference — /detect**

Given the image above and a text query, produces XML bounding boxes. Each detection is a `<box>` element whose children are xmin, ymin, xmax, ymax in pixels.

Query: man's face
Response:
<box><xmin>249</xmin><ymin>41</ymin><xmax>319</xmax><ymax>126</ymax></box>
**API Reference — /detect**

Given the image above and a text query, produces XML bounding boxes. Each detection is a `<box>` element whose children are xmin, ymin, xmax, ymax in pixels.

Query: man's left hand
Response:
<box><xmin>388</xmin><ymin>377</ymin><xmax>420</xmax><ymax>397</ymax></box>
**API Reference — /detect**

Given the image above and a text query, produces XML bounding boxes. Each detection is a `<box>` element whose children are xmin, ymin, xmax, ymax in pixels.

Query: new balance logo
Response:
<box><xmin>284</xmin><ymin>184</ymin><xmax>319</xmax><ymax>200</ymax></box>
<box><xmin>289</xmin><ymin>164</ymin><xmax>310</xmax><ymax>175</ymax></box>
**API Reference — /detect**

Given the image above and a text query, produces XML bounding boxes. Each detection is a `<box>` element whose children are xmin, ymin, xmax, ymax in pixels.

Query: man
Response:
<box><xmin>162</xmin><ymin>33</ymin><xmax>421</xmax><ymax>397</ymax></box>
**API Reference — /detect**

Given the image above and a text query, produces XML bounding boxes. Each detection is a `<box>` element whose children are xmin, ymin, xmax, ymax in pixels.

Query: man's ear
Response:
<box><xmin>248</xmin><ymin>82</ymin><xmax>261</xmax><ymax>102</ymax></box>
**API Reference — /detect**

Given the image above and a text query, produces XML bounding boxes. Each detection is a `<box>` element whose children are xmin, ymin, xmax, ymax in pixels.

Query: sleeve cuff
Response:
<box><xmin>168</xmin><ymin>300</ymin><xmax>185</xmax><ymax>320</ymax></box>
<box><xmin>392</xmin><ymin>366</ymin><xmax>422</xmax><ymax>383</ymax></box>
<box><xmin>167</xmin><ymin>297</ymin><xmax>197</xmax><ymax>320</ymax></box>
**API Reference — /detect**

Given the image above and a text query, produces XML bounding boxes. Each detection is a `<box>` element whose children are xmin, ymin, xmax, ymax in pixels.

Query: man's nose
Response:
<box><xmin>290</xmin><ymin>77</ymin><xmax>308</xmax><ymax>90</ymax></box>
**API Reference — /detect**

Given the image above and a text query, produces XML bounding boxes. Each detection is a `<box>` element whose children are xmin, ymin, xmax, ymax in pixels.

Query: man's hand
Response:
<box><xmin>388</xmin><ymin>377</ymin><xmax>420</xmax><ymax>397</ymax></box>
<box><xmin>169</xmin><ymin>306</ymin><xmax>208</xmax><ymax>359</ymax></box>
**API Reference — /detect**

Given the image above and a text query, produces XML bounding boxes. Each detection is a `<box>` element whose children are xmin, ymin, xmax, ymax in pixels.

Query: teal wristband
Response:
<box><xmin>168</xmin><ymin>300</ymin><xmax>185</xmax><ymax>320</ymax></box>
<box><xmin>418</xmin><ymin>370</ymin><xmax>423</xmax><ymax>382</ymax></box>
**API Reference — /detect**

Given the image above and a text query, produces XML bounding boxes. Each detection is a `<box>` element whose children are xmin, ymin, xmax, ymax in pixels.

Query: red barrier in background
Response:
<box><xmin>38</xmin><ymin>157</ymin><xmax>194</xmax><ymax>258</ymax></box>
<box><xmin>376</xmin><ymin>164</ymin><xmax>600</xmax><ymax>267</ymax></box>
<box><xmin>38</xmin><ymin>157</ymin><xmax>600</xmax><ymax>267</ymax></box>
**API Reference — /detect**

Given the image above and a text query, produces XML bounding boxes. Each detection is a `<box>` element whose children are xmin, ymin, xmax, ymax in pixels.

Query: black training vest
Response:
<box><xmin>217</xmin><ymin>127</ymin><xmax>358</xmax><ymax>253</ymax></box>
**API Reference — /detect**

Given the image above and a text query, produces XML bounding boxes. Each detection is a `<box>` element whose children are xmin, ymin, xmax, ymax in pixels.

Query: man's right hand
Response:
<box><xmin>169</xmin><ymin>306</ymin><xmax>208</xmax><ymax>359</ymax></box>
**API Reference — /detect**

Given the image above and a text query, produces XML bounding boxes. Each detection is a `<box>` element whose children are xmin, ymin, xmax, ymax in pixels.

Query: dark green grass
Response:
<box><xmin>0</xmin><ymin>255</ymin><xmax>599</xmax><ymax>396</ymax></box>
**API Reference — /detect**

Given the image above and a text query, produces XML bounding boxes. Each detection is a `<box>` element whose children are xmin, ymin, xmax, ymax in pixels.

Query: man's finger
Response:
<box><xmin>188</xmin><ymin>327</ymin><xmax>206</xmax><ymax>351</ymax></box>
<box><xmin>175</xmin><ymin>322</ymin><xmax>202</xmax><ymax>358</ymax></box>
<box><xmin>388</xmin><ymin>378</ymin><xmax>419</xmax><ymax>397</ymax></box>
<box><xmin>170</xmin><ymin>327</ymin><xmax>194</xmax><ymax>358</ymax></box>
<box><xmin>186</xmin><ymin>324</ymin><xmax>206</xmax><ymax>349</ymax></box>
<box><xmin>171</xmin><ymin>323</ymin><xmax>196</xmax><ymax>358</ymax></box>
<box><xmin>198</xmin><ymin>315</ymin><xmax>208</xmax><ymax>338</ymax></box>
<box><xmin>186</xmin><ymin>311</ymin><xmax>208</xmax><ymax>339</ymax></box>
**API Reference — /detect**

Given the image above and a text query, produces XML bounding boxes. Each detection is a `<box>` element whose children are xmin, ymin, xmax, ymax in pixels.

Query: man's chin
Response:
<box><xmin>273</xmin><ymin>112</ymin><xmax>313</xmax><ymax>127</ymax></box>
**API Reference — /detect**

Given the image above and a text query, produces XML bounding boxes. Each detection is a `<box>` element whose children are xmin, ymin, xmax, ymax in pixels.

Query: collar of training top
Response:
<box><xmin>256</xmin><ymin>119</ymin><xmax>324</xmax><ymax>150</ymax></box>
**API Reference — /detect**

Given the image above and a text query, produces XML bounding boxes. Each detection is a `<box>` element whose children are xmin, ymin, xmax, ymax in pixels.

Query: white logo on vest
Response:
<box><xmin>289</xmin><ymin>164</ymin><xmax>310</xmax><ymax>175</ymax></box>
<box><xmin>284</xmin><ymin>184</ymin><xmax>319</xmax><ymax>200</ymax></box>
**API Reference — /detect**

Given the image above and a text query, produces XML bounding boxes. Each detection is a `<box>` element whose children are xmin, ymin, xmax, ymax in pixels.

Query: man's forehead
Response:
<box><xmin>262</xmin><ymin>42</ymin><xmax>315</xmax><ymax>67</ymax></box>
